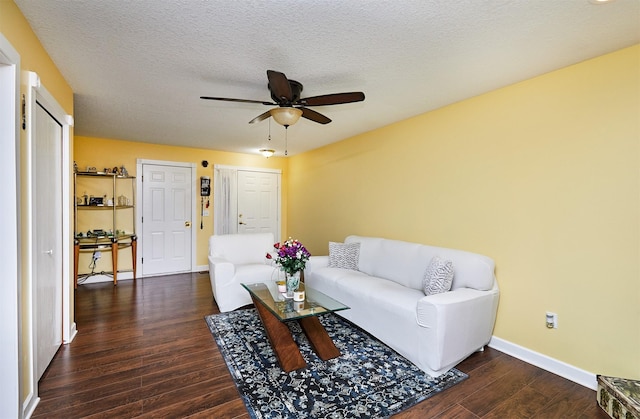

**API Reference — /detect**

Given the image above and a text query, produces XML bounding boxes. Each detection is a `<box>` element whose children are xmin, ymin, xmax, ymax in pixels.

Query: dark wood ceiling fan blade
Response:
<box><xmin>266</xmin><ymin>70</ymin><xmax>293</xmax><ymax>103</ymax></box>
<box><xmin>249</xmin><ymin>110</ymin><xmax>272</xmax><ymax>124</ymax></box>
<box><xmin>299</xmin><ymin>91</ymin><xmax>365</xmax><ymax>106</ymax></box>
<box><xmin>301</xmin><ymin>107</ymin><xmax>331</xmax><ymax>124</ymax></box>
<box><xmin>200</xmin><ymin>96</ymin><xmax>274</xmax><ymax>105</ymax></box>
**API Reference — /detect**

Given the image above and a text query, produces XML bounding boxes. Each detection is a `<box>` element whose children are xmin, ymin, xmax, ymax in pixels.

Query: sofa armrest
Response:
<box><xmin>208</xmin><ymin>255</ymin><xmax>236</xmax><ymax>288</ymax></box>
<box><xmin>416</xmin><ymin>286</ymin><xmax>499</xmax><ymax>330</ymax></box>
<box><xmin>304</xmin><ymin>255</ymin><xmax>329</xmax><ymax>279</ymax></box>
<box><xmin>415</xmin><ymin>285</ymin><xmax>499</xmax><ymax>368</ymax></box>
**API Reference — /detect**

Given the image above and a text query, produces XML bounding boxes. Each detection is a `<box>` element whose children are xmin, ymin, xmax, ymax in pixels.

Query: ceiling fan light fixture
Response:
<box><xmin>259</xmin><ymin>148</ymin><xmax>275</xmax><ymax>158</ymax></box>
<box><xmin>270</xmin><ymin>107</ymin><xmax>303</xmax><ymax>126</ymax></box>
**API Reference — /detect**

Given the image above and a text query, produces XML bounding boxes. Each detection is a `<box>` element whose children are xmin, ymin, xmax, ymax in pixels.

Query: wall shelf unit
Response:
<box><xmin>73</xmin><ymin>171</ymin><xmax>137</xmax><ymax>286</ymax></box>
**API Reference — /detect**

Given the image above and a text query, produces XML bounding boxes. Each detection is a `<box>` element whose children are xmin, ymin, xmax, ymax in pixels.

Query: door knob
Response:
<box><xmin>185</xmin><ymin>221</ymin><xmax>191</xmax><ymax>227</ymax></box>
<box><xmin>44</xmin><ymin>249</ymin><xmax>53</xmax><ymax>255</ymax></box>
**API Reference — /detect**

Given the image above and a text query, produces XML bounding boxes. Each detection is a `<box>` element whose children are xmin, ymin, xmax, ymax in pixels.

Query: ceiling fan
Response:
<box><xmin>200</xmin><ymin>70</ymin><xmax>365</xmax><ymax>127</ymax></box>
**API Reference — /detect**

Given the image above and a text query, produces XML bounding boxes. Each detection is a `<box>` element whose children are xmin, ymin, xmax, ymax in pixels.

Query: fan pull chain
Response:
<box><xmin>284</xmin><ymin>126</ymin><xmax>288</xmax><ymax>156</ymax></box>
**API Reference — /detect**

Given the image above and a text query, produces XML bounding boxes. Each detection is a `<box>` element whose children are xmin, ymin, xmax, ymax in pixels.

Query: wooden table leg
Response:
<box><xmin>252</xmin><ymin>296</ymin><xmax>306</xmax><ymax>372</ymax></box>
<box><xmin>74</xmin><ymin>239</ymin><xmax>79</xmax><ymax>289</ymax></box>
<box><xmin>111</xmin><ymin>239</ymin><xmax>118</xmax><ymax>285</ymax></box>
<box><xmin>299</xmin><ymin>316</ymin><xmax>341</xmax><ymax>361</ymax></box>
<box><xmin>131</xmin><ymin>235</ymin><xmax>137</xmax><ymax>280</ymax></box>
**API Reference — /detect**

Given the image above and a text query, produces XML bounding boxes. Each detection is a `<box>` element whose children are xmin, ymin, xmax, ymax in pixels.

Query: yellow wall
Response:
<box><xmin>289</xmin><ymin>45</ymin><xmax>640</xmax><ymax>379</ymax></box>
<box><xmin>74</xmin><ymin>136</ymin><xmax>289</xmax><ymax>272</ymax></box>
<box><xmin>1</xmin><ymin>0</ymin><xmax>74</xmax><ymax>408</ymax></box>
<box><xmin>0</xmin><ymin>1</ymin><xmax>73</xmax><ymax>112</ymax></box>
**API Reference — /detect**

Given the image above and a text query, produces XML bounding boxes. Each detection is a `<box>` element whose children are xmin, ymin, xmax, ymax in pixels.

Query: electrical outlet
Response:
<box><xmin>546</xmin><ymin>312</ymin><xmax>558</xmax><ymax>329</ymax></box>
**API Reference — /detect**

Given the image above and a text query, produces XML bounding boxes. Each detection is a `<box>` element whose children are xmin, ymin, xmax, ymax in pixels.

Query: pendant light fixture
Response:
<box><xmin>260</xmin><ymin>148</ymin><xmax>275</xmax><ymax>158</ymax></box>
<box><xmin>259</xmin><ymin>118</ymin><xmax>275</xmax><ymax>158</ymax></box>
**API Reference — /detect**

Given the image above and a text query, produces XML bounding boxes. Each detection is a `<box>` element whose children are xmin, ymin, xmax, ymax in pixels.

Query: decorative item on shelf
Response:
<box><xmin>266</xmin><ymin>238</ymin><xmax>311</xmax><ymax>299</ymax></box>
<box><xmin>89</xmin><ymin>196</ymin><xmax>103</xmax><ymax>206</ymax></box>
<box><xmin>120</xmin><ymin>165</ymin><xmax>129</xmax><ymax>177</ymax></box>
<box><xmin>117</xmin><ymin>195</ymin><xmax>130</xmax><ymax>206</ymax></box>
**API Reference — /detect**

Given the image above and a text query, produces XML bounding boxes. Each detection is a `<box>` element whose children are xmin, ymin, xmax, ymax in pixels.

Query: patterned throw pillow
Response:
<box><xmin>423</xmin><ymin>255</ymin><xmax>454</xmax><ymax>296</ymax></box>
<box><xmin>328</xmin><ymin>242</ymin><xmax>360</xmax><ymax>270</ymax></box>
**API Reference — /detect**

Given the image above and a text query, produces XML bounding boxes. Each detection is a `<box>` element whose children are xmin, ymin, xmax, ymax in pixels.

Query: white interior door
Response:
<box><xmin>237</xmin><ymin>170</ymin><xmax>279</xmax><ymax>238</ymax></box>
<box><xmin>141</xmin><ymin>163</ymin><xmax>193</xmax><ymax>276</ymax></box>
<box><xmin>34</xmin><ymin>102</ymin><xmax>63</xmax><ymax>381</ymax></box>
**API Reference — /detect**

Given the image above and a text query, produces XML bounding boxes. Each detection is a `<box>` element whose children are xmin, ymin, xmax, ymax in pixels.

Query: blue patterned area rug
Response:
<box><xmin>205</xmin><ymin>309</ymin><xmax>467</xmax><ymax>418</ymax></box>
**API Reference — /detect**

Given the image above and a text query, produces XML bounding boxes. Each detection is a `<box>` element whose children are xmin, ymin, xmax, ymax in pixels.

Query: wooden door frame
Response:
<box><xmin>136</xmin><ymin>159</ymin><xmax>197</xmax><ymax>277</ymax></box>
<box><xmin>23</xmin><ymin>71</ymin><xmax>74</xmax><ymax>417</ymax></box>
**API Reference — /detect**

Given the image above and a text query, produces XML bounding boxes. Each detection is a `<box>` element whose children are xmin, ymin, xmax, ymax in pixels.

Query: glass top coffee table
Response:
<box><xmin>241</xmin><ymin>281</ymin><xmax>349</xmax><ymax>372</ymax></box>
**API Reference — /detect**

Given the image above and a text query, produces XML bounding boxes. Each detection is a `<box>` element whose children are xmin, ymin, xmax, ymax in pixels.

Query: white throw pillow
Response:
<box><xmin>423</xmin><ymin>255</ymin><xmax>454</xmax><ymax>296</ymax></box>
<box><xmin>328</xmin><ymin>242</ymin><xmax>360</xmax><ymax>270</ymax></box>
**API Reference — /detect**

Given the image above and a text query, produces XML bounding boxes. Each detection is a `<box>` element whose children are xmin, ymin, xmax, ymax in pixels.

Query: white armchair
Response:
<box><xmin>208</xmin><ymin>233</ymin><xmax>276</xmax><ymax>312</ymax></box>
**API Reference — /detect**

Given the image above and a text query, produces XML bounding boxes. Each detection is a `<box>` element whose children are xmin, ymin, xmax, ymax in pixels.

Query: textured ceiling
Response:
<box><xmin>15</xmin><ymin>0</ymin><xmax>640</xmax><ymax>156</ymax></box>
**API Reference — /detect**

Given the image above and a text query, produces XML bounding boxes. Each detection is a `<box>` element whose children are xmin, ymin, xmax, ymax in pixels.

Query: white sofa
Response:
<box><xmin>305</xmin><ymin>235</ymin><xmax>499</xmax><ymax>376</ymax></box>
<box><xmin>208</xmin><ymin>233</ymin><xmax>276</xmax><ymax>312</ymax></box>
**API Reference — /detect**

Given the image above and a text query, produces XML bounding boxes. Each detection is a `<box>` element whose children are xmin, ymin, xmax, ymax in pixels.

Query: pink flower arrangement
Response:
<box><xmin>266</xmin><ymin>238</ymin><xmax>311</xmax><ymax>275</ymax></box>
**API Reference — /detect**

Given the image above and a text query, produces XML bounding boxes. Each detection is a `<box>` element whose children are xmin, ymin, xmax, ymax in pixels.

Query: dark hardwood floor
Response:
<box><xmin>33</xmin><ymin>273</ymin><xmax>606</xmax><ymax>418</ymax></box>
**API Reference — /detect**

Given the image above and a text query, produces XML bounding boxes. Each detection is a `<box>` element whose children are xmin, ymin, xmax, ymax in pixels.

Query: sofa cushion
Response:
<box><xmin>328</xmin><ymin>242</ymin><xmax>360</xmax><ymax>270</ymax></box>
<box><xmin>345</xmin><ymin>235</ymin><xmax>495</xmax><ymax>292</ymax></box>
<box><xmin>345</xmin><ymin>236</ymin><xmax>433</xmax><ymax>291</ymax></box>
<box><xmin>422</xmin><ymin>256</ymin><xmax>454</xmax><ymax>296</ymax></box>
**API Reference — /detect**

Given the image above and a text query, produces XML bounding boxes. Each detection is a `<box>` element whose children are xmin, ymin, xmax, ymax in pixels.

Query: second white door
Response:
<box><xmin>141</xmin><ymin>163</ymin><xmax>193</xmax><ymax>276</ymax></box>
<box><xmin>237</xmin><ymin>170</ymin><xmax>280</xmax><ymax>238</ymax></box>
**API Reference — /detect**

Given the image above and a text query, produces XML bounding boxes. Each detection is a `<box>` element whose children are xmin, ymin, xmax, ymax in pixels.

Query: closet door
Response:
<box><xmin>34</xmin><ymin>102</ymin><xmax>63</xmax><ymax>380</ymax></box>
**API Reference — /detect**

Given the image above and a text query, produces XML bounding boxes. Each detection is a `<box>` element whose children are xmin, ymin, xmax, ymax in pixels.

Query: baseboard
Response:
<box><xmin>23</xmin><ymin>394</ymin><xmax>39</xmax><ymax>419</ymax></box>
<box><xmin>195</xmin><ymin>264</ymin><xmax>208</xmax><ymax>273</ymax></box>
<box><xmin>488</xmin><ymin>336</ymin><xmax>597</xmax><ymax>390</ymax></box>
<box><xmin>65</xmin><ymin>322</ymin><xmax>78</xmax><ymax>344</ymax></box>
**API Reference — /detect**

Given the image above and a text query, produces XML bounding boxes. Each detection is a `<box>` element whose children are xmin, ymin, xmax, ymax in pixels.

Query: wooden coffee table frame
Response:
<box><xmin>243</xmin><ymin>283</ymin><xmax>347</xmax><ymax>372</ymax></box>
